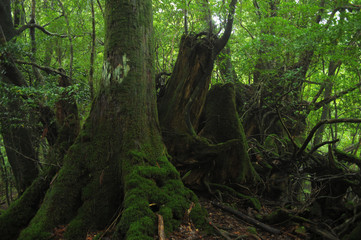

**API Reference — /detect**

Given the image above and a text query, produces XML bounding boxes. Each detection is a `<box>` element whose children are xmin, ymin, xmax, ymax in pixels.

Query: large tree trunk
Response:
<box><xmin>158</xmin><ymin>0</ymin><xmax>257</xmax><ymax>188</ymax></box>
<box><xmin>182</xmin><ymin>83</ymin><xmax>258</xmax><ymax>185</ymax></box>
<box><xmin>1</xmin><ymin>1</ymin><xmax>205</xmax><ymax>239</ymax></box>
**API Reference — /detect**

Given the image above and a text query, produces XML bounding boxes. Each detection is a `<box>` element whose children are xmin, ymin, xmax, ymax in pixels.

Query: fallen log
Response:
<box><xmin>211</xmin><ymin>201</ymin><xmax>281</xmax><ymax>235</ymax></box>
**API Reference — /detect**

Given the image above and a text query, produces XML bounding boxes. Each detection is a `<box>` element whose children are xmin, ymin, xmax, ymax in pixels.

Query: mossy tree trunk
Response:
<box><xmin>158</xmin><ymin>0</ymin><xmax>257</xmax><ymax>187</ymax></box>
<box><xmin>1</xmin><ymin>1</ymin><xmax>205</xmax><ymax>239</ymax></box>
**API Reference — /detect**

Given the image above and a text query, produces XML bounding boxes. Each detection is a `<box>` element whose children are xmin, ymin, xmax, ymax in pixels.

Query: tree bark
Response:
<box><xmin>0</xmin><ymin>0</ymin><xmax>16</xmax><ymax>41</ymax></box>
<box><xmin>2</xmin><ymin>1</ymin><xmax>205</xmax><ymax>239</ymax></box>
<box><xmin>313</xmin><ymin>60</ymin><xmax>341</xmax><ymax>146</ymax></box>
<box><xmin>158</xmin><ymin>0</ymin><xmax>257</xmax><ymax>188</ymax></box>
<box><xmin>0</xmin><ymin>9</ymin><xmax>39</xmax><ymax>194</ymax></box>
<box><xmin>197</xmin><ymin>83</ymin><xmax>257</xmax><ymax>183</ymax></box>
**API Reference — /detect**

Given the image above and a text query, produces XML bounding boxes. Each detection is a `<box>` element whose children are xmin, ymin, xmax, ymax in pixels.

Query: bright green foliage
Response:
<box><xmin>1</xmin><ymin>0</ymin><xmax>360</xmax><ymax>154</ymax></box>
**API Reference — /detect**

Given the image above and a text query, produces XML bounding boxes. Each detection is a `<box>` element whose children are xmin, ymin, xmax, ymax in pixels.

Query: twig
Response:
<box><xmin>239</xmin><ymin>21</ymin><xmax>254</xmax><ymax>39</ymax></box>
<box><xmin>211</xmin><ymin>201</ymin><xmax>281</xmax><ymax>235</ymax></box>
<box><xmin>207</xmin><ymin>218</ymin><xmax>232</xmax><ymax>240</ymax></box>
<box><xmin>156</xmin><ymin>214</ymin><xmax>166</xmax><ymax>240</ymax></box>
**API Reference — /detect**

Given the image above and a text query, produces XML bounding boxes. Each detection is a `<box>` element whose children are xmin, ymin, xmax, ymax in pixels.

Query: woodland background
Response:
<box><xmin>1</xmin><ymin>0</ymin><xmax>361</xmax><ymax>239</ymax></box>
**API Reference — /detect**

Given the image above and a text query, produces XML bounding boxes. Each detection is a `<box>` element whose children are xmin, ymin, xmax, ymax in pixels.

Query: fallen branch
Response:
<box><xmin>306</xmin><ymin>225</ymin><xmax>339</xmax><ymax>240</ymax></box>
<box><xmin>211</xmin><ymin>201</ymin><xmax>281</xmax><ymax>235</ymax></box>
<box><xmin>207</xmin><ymin>219</ymin><xmax>232</xmax><ymax>240</ymax></box>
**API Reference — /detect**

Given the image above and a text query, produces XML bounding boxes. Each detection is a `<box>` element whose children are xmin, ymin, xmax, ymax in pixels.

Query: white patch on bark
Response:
<box><xmin>101</xmin><ymin>54</ymin><xmax>131</xmax><ymax>86</ymax></box>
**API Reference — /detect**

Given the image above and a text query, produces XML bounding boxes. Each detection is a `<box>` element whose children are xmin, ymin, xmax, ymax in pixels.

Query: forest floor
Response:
<box><xmin>0</xmin><ymin>187</ymin><xmax>315</xmax><ymax>240</ymax></box>
<box><xmin>168</xmin><ymin>194</ymin><xmax>306</xmax><ymax>240</ymax></box>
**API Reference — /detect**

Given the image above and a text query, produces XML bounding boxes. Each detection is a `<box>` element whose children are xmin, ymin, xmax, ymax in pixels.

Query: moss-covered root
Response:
<box><xmin>16</xmin><ymin>158</ymin><xmax>88</xmax><ymax>240</ymax></box>
<box><xmin>112</xmin><ymin>153</ymin><xmax>207</xmax><ymax>239</ymax></box>
<box><xmin>0</xmin><ymin>167</ymin><xmax>57</xmax><ymax>240</ymax></box>
<box><xmin>209</xmin><ymin>183</ymin><xmax>261</xmax><ymax>210</ymax></box>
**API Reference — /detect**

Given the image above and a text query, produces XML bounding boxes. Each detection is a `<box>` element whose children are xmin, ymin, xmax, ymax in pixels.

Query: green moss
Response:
<box><xmin>248</xmin><ymin>227</ymin><xmax>258</xmax><ymax>234</ymax></box>
<box><xmin>190</xmin><ymin>203</ymin><xmax>210</xmax><ymax>231</ymax></box>
<box><xmin>117</xmin><ymin>199</ymin><xmax>155</xmax><ymax>236</ymax></box>
<box><xmin>209</xmin><ymin>183</ymin><xmax>261</xmax><ymax>210</ymax></box>
<box><xmin>0</xmin><ymin>167</ymin><xmax>57</xmax><ymax>240</ymax></box>
<box><xmin>159</xmin><ymin>207</ymin><xmax>174</xmax><ymax>231</ymax></box>
<box><xmin>17</xmin><ymin>153</ymin><xmax>88</xmax><ymax>239</ymax></box>
<box><xmin>114</xmin><ymin>147</ymin><xmax>207</xmax><ymax>238</ymax></box>
<box><xmin>64</xmin><ymin>217</ymin><xmax>88</xmax><ymax>240</ymax></box>
<box><xmin>17</xmin><ymin>223</ymin><xmax>52</xmax><ymax>240</ymax></box>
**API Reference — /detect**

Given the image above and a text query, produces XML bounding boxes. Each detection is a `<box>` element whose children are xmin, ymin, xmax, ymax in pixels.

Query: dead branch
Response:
<box><xmin>207</xmin><ymin>219</ymin><xmax>233</xmax><ymax>240</ymax></box>
<box><xmin>276</xmin><ymin>107</ymin><xmax>297</xmax><ymax>151</ymax></box>
<box><xmin>15</xmin><ymin>60</ymin><xmax>70</xmax><ymax>79</ymax></box>
<box><xmin>16</xmin><ymin>23</ymin><xmax>67</xmax><ymax>38</ymax></box>
<box><xmin>306</xmin><ymin>225</ymin><xmax>339</xmax><ymax>240</ymax></box>
<box><xmin>297</xmin><ymin>118</ymin><xmax>361</xmax><ymax>157</ymax></box>
<box><xmin>334</xmin><ymin>149</ymin><xmax>361</xmax><ymax>169</ymax></box>
<box><xmin>211</xmin><ymin>201</ymin><xmax>281</xmax><ymax>235</ymax></box>
<box><xmin>308</xmin><ymin>139</ymin><xmax>340</xmax><ymax>156</ymax></box>
<box><xmin>312</xmin><ymin>81</ymin><xmax>361</xmax><ymax>112</ymax></box>
<box><xmin>214</xmin><ymin>0</ymin><xmax>237</xmax><ymax>55</ymax></box>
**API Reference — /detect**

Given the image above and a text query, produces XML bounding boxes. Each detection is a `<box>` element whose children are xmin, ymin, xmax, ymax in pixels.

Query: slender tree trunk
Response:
<box><xmin>217</xmin><ymin>46</ymin><xmax>238</xmax><ymax>83</ymax></box>
<box><xmin>88</xmin><ymin>0</ymin><xmax>96</xmax><ymax>100</ymax></box>
<box><xmin>0</xmin><ymin>0</ymin><xmax>16</xmax><ymax>40</ymax></box>
<box><xmin>13</xmin><ymin>0</ymin><xmax>23</xmax><ymax>28</ymax></box>
<box><xmin>0</xmin><ymin>148</ymin><xmax>11</xmax><ymax>206</ymax></box>
<box><xmin>0</xmin><ymin>11</ymin><xmax>39</xmax><ymax>194</ymax></box>
<box><xmin>313</xmin><ymin>60</ymin><xmax>341</xmax><ymax>146</ymax></box>
<box><xmin>30</xmin><ymin>0</ymin><xmax>44</xmax><ymax>84</ymax></box>
<box><xmin>57</xmin><ymin>0</ymin><xmax>73</xmax><ymax>79</ymax></box>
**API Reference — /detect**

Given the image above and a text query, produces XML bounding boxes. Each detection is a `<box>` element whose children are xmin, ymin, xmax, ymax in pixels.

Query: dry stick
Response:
<box><xmin>297</xmin><ymin>118</ymin><xmax>361</xmax><ymax>157</ymax></box>
<box><xmin>211</xmin><ymin>201</ymin><xmax>281</xmax><ymax>235</ymax></box>
<box><xmin>207</xmin><ymin>219</ymin><xmax>232</xmax><ymax>240</ymax></box>
<box><xmin>156</xmin><ymin>214</ymin><xmax>166</xmax><ymax>240</ymax></box>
